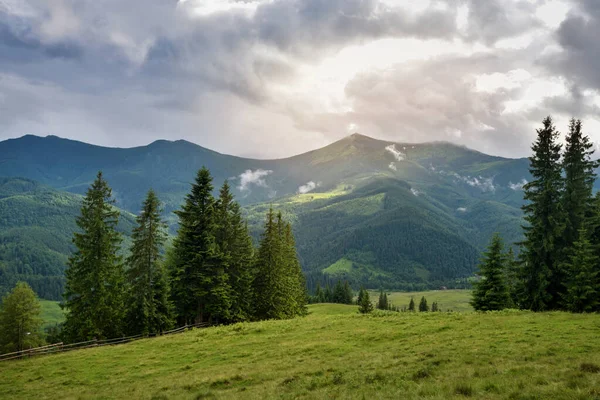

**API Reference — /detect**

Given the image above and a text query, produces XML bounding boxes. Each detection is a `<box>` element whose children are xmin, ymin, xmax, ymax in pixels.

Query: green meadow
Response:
<box><xmin>373</xmin><ymin>289</ymin><xmax>473</xmax><ymax>312</ymax></box>
<box><xmin>2</xmin><ymin>304</ymin><xmax>600</xmax><ymax>399</ymax></box>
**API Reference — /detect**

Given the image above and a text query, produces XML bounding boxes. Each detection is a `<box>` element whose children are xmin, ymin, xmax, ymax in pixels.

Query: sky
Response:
<box><xmin>1</xmin><ymin>0</ymin><xmax>599</xmax><ymax>159</ymax></box>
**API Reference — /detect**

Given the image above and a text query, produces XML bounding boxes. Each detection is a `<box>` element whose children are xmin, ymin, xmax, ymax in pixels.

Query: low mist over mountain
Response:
<box><xmin>0</xmin><ymin>133</ymin><xmax>533</xmax><ymax>297</ymax></box>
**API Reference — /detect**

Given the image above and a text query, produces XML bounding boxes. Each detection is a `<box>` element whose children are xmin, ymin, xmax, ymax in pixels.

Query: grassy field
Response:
<box><xmin>371</xmin><ymin>289</ymin><xmax>473</xmax><ymax>312</ymax></box>
<box><xmin>39</xmin><ymin>300</ymin><xmax>64</xmax><ymax>328</ymax></box>
<box><xmin>2</xmin><ymin>304</ymin><xmax>600</xmax><ymax>399</ymax></box>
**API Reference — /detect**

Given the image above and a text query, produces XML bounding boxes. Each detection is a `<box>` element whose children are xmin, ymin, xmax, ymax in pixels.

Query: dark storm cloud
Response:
<box><xmin>549</xmin><ymin>0</ymin><xmax>600</xmax><ymax>92</ymax></box>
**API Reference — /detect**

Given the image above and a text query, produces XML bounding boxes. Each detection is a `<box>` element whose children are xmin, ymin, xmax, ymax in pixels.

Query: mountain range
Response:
<box><xmin>0</xmin><ymin>133</ymin><xmax>535</xmax><ymax>299</ymax></box>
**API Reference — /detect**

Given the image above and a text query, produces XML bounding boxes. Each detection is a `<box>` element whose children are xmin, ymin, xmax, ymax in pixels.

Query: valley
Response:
<box><xmin>0</xmin><ymin>134</ymin><xmax>532</xmax><ymax>298</ymax></box>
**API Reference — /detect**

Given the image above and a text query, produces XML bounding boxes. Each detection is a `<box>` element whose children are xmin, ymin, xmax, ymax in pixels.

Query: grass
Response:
<box><xmin>39</xmin><ymin>300</ymin><xmax>64</xmax><ymax>328</ymax></box>
<box><xmin>2</xmin><ymin>304</ymin><xmax>600</xmax><ymax>399</ymax></box>
<box><xmin>373</xmin><ymin>289</ymin><xmax>473</xmax><ymax>312</ymax></box>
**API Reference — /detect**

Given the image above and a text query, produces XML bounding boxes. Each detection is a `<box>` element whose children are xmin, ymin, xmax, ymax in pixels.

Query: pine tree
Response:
<box><xmin>358</xmin><ymin>288</ymin><xmax>373</xmax><ymax>314</ymax></box>
<box><xmin>171</xmin><ymin>167</ymin><xmax>229</xmax><ymax>325</ymax></box>
<box><xmin>562</xmin><ymin>228</ymin><xmax>599</xmax><ymax>313</ymax></box>
<box><xmin>125</xmin><ymin>190</ymin><xmax>174</xmax><ymax>335</ymax></box>
<box><xmin>408</xmin><ymin>297</ymin><xmax>415</xmax><ymax>312</ymax></box>
<box><xmin>431</xmin><ymin>302</ymin><xmax>439</xmax><ymax>312</ymax></box>
<box><xmin>505</xmin><ymin>247</ymin><xmax>520</xmax><ymax>308</ymax></box>
<box><xmin>0</xmin><ymin>282</ymin><xmax>44</xmax><ymax>353</ymax></box>
<box><xmin>333</xmin><ymin>281</ymin><xmax>345</xmax><ymax>304</ymax></box>
<box><xmin>253</xmin><ymin>208</ymin><xmax>287</xmax><ymax>320</ymax></box>
<box><xmin>63</xmin><ymin>172</ymin><xmax>126</xmax><ymax>341</ymax></box>
<box><xmin>214</xmin><ymin>182</ymin><xmax>254</xmax><ymax>322</ymax></box>
<box><xmin>343</xmin><ymin>281</ymin><xmax>354</xmax><ymax>304</ymax></box>
<box><xmin>519</xmin><ymin>117</ymin><xmax>564</xmax><ymax>311</ymax></box>
<box><xmin>471</xmin><ymin>233</ymin><xmax>511</xmax><ymax>311</ymax></box>
<box><xmin>419</xmin><ymin>296</ymin><xmax>429</xmax><ymax>312</ymax></box>
<box><xmin>227</xmin><ymin>203</ymin><xmax>255</xmax><ymax>322</ymax></box>
<box><xmin>324</xmin><ymin>284</ymin><xmax>333</xmax><ymax>303</ymax></box>
<box><xmin>314</xmin><ymin>283</ymin><xmax>325</xmax><ymax>303</ymax></box>
<box><xmin>562</xmin><ymin>119</ymin><xmax>597</xmax><ymax>252</ymax></box>
<box><xmin>377</xmin><ymin>289</ymin><xmax>388</xmax><ymax>310</ymax></box>
<box><xmin>282</xmin><ymin>221</ymin><xmax>308</xmax><ymax>316</ymax></box>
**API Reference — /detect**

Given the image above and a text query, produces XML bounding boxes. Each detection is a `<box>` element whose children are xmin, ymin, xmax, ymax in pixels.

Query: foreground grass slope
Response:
<box><xmin>2</xmin><ymin>305</ymin><xmax>600</xmax><ymax>399</ymax></box>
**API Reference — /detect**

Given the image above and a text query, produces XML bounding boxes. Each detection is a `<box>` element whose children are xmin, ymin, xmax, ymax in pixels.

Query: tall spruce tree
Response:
<box><xmin>227</xmin><ymin>203</ymin><xmax>255</xmax><ymax>322</ymax></box>
<box><xmin>125</xmin><ymin>190</ymin><xmax>174</xmax><ymax>335</ymax></box>
<box><xmin>314</xmin><ymin>283</ymin><xmax>325</xmax><ymax>303</ymax></box>
<box><xmin>171</xmin><ymin>167</ymin><xmax>229</xmax><ymax>324</ymax></box>
<box><xmin>562</xmin><ymin>119</ymin><xmax>597</xmax><ymax>250</ymax></box>
<box><xmin>0</xmin><ymin>282</ymin><xmax>44</xmax><ymax>353</ymax></box>
<box><xmin>377</xmin><ymin>290</ymin><xmax>389</xmax><ymax>310</ymax></box>
<box><xmin>471</xmin><ymin>234</ymin><xmax>511</xmax><ymax>311</ymax></box>
<box><xmin>562</xmin><ymin>228</ymin><xmax>599</xmax><ymax>313</ymax></box>
<box><xmin>519</xmin><ymin>117</ymin><xmax>564</xmax><ymax>311</ymax></box>
<box><xmin>63</xmin><ymin>172</ymin><xmax>126</xmax><ymax>341</ymax></box>
<box><xmin>283</xmin><ymin>222</ymin><xmax>308</xmax><ymax>316</ymax></box>
<box><xmin>504</xmin><ymin>247</ymin><xmax>520</xmax><ymax>308</ymax></box>
<box><xmin>214</xmin><ymin>182</ymin><xmax>253</xmax><ymax>322</ymax></box>
<box><xmin>253</xmin><ymin>208</ymin><xmax>287</xmax><ymax>320</ymax></box>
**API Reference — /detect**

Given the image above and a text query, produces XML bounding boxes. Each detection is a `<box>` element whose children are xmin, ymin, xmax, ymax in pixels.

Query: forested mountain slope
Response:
<box><xmin>0</xmin><ymin>178</ymin><xmax>135</xmax><ymax>300</ymax></box>
<box><xmin>0</xmin><ymin>134</ymin><xmax>534</xmax><ymax>294</ymax></box>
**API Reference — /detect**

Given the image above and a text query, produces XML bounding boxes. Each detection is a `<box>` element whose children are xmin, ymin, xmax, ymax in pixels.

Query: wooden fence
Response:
<box><xmin>0</xmin><ymin>322</ymin><xmax>210</xmax><ymax>362</ymax></box>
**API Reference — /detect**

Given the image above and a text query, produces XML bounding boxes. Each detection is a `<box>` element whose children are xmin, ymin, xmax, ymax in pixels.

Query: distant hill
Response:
<box><xmin>0</xmin><ymin>178</ymin><xmax>135</xmax><ymax>300</ymax></box>
<box><xmin>0</xmin><ymin>134</ymin><xmax>535</xmax><ymax>294</ymax></box>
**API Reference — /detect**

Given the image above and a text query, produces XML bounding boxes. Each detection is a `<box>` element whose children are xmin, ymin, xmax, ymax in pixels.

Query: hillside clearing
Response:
<box><xmin>2</xmin><ymin>304</ymin><xmax>600</xmax><ymax>399</ymax></box>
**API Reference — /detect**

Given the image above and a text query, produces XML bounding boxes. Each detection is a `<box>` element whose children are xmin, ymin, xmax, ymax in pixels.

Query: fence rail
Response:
<box><xmin>0</xmin><ymin>322</ymin><xmax>210</xmax><ymax>362</ymax></box>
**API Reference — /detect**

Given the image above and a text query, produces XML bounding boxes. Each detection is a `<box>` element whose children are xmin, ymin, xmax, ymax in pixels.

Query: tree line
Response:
<box><xmin>0</xmin><ymin>167</ymin><xmax>307</xmax><ymax>352</ymax></box>
<box><xmin>472</xmin><ymin>117</ymin><xmax>600</xmax><ymax>313</ymax></box>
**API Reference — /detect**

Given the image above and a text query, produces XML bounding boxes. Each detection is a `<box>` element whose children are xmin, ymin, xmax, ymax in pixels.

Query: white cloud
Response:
<box><xmin>457</xmin><ymin>207</ymin><xmax>467</xmax><ymax>212</ymax></box>
<box><xmin>449</xmin><ymin>172</ymin><xmax>496</xmax><ymax>192</ymax></box>
<box><xmin>388</xmin><ymin>162</ymin><xmax>397</xmax><ymax>171</ymax></box>
<box><xmin>298</xmin><ymin>181</ymin><xmax>321</xmax><ymax>194</ymax></box>
<box><xmin>509</xmin><ymin>178</ymin><xmax>528</xmax><ymax>191</ymax></box>
<box><xmin>238</xmin><ymin>169</ymin><xmax>273</xmax><ymax>191</ymax></box>
<box><xmin>385</xmin><ymin>144</ymin><xmax>405</xmax><ymax>161</ymax></box>
<box><xmin>411</xmin><ymin>188</ymin><xmax>420</xmax><ymax>196</ymax></box>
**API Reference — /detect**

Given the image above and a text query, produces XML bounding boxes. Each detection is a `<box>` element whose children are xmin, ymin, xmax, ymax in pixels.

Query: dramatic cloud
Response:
<box><xmin>298</xmin><ymin>181</ymin><xmax>320</xmax><ymax>194</ymax></box>
<box><xmin>1</xmin><ymin>0</ymin><xmax>599</xmax><ymax>158</ymax></box>
<box><xmin>238</xmin><ymin>169</ymin><xmax>273</xmax><ymax>191</ymax></box>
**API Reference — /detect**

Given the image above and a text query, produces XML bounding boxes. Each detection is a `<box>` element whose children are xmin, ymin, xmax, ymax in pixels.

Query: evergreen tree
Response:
<box><xmin>62</xmin><ymin>172</ymin><xmax>126</xmax><ymax>341</ymax></box>
<box><xmin>562</xmin><ymin>119</ymin><xmax>597</xmax><ymax>252</ymax></box>
<box><xmin>431</xmin><ymin>302</ymin><xmax>439</xmax><ymax>312</ymax></box>
<box><xmin>505</xmin><ymin>247</ymin><xmax>520</xmax><ymax>308</ymax></box>
<box><xmin>324</xmin><ymin>284</ymin><xmax>333</xmax><ymax>303</ymax></box>
<box><xmin>358</xmin><ymin>288</ymin><xmax>373</xmax><ymax>314</ymax></box>
<box><xmin>377</xmin><ymin>289</ymin><xmax>388</xmax><ymax>310</ymax></box>
<box><xmin>214</xmin><ymin>182</ymin><xmax>254</xmax><ymax>322</ymax></box>
<box><xmin>0</xmin><ymin>282</ymin><xmax>44</xmax><ymax>353</ymax></box>
<box><xmin>419</xmin><ymin>296</ymin><xmax>429</xmax><ymax>312</ymax></box>
<box><xmin>343</xmin><ymin>281</ymin><xmax>354</xmax><ymax>304</ymax></box>
<box><xmin>314</xmin><ymin>283</ymin><xmax>325</xmax><ymax>303</ymax></box>
<box><xmin>171</xmin><ymin>167</ymin><xmax>229</xmax><ymax>324</ymax></box>
<box><xmin>226</xmin><ymin>203</ymin><xmax>255</xmax><ymax>322</ymax></box>
<box><xmin>282</xmin><ymin>221</ymin><xmax>308</xmax><ymax>316</ymax></box>
<box><xmin>333</xmin><ymin>281</ymin><xmax>345</xmax><ymax>304</ymax></box>
<box><xmin>125</xmin><ymin>190</ymin><xmax>174</xmax><ymax>335</ymax></box>
<box><xmin>520</xmin><ymin>117</ymin><xmax>564</xmax><ymax>311</ymax></box>
<box><xmin>253</xmin><ymin>209</ymin><xmax>288</xmax><ymax>320</ymax></box>
<box><xmin>408</xmin><ymin>297</ymin><xmax>415</xmax><ymax>312</ymax></box>
<box><xmin>471</xmin><ymin>234</ymin><xmax>511</xmax><ymax>311</ymax></box>
<box><xmin>562</xmin><ymin>228</ymin><xmax>599</xmax><ymax>313</ymax></box>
